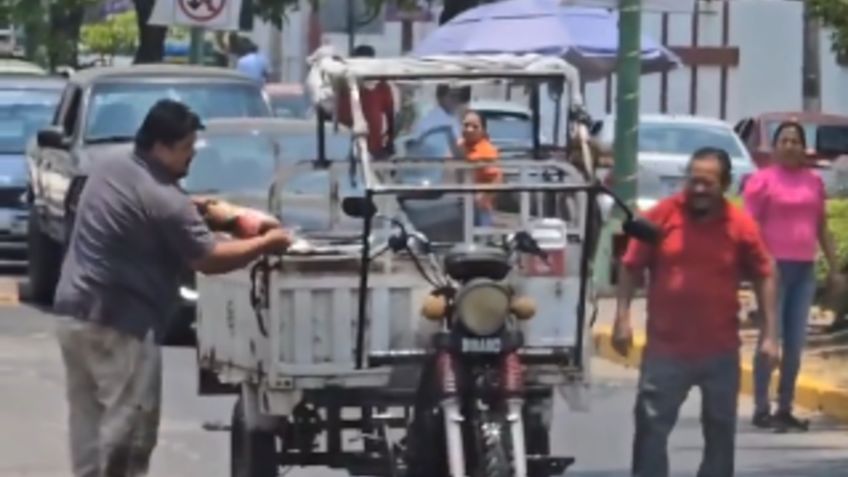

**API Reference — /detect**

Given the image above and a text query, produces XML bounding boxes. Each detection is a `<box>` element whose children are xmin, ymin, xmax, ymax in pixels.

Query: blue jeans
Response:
<box><xmin>753</xmin><ymin>260</ymin><xmax>816</xmax><ymax>414</ymax></box>
<box><xmin>474</xmin><ymin>208</ymin><xmax>494</xmax><ymax>227</ymax></box>
<box><xmin>632</xmin><ymin>353</ymin><xmax>740</xmax><ymax>477</ymax></box>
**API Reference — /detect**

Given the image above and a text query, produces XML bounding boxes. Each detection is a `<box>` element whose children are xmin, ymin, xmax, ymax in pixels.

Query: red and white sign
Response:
<box><xmin>149</xmin><ymin>0</ymin><xmax>243</xmax><ymax>30</ymax></box>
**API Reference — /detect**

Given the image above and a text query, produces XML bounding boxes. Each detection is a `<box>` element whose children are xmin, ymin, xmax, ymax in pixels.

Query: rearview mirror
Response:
<box><xmin>622</xmin><ymin>217</ymin><xmax>660</xmax><ymax>244</ymax></box>
<box><xmin>816</xmin><ymin>125</ymin><xmax>848</xmax><ymax>156</ymax></box>
<box><xmin>37</xmin><ymin>126</ymin><xmax>69</xmax><ymax>149</ymax></box>
<box><xmin>342</xmin><ymin>196</ymin><xmax>377</xmax><ymax>219</ymax></box>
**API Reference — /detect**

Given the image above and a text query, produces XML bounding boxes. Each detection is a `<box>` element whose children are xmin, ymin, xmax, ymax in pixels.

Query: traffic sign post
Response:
<box><xmin>149</xmin><ymin>0</ymin><xmax>244</xmax><ymax>31</ymax></box>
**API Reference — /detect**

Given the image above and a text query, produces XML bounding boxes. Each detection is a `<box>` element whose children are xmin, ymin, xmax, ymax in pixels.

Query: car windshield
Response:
<box><xmin>0</xmin><ymin>88</ymin><xmax>61</xmax><ymax>154</ymax></box>
<box><xmin>638</xmin><ymin>122</ymin><xmax>745</xmax><ymax>157</ymax></box>
<box><xmin>482</xmin><ymin>112</ymin><xmax>533</xmax><ymax>147</ymax></box>
<box><xmin>84</xmin><ymin>81</ymin><xmax>271</xmax><ymax>142</ymax></box>
<box><xmin>183</xmin><ymin>131</ymin><xmax>351</xmax><ymax>193</ymax></box>
<box><xmin>271</xmin><ymin>95</ymin><xmax>311</xmax><ymax>119</ymax></box>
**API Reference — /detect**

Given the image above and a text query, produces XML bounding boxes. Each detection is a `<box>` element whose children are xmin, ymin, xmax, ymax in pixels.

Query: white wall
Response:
<box><xmin>253</xmin><ymin>0</ymin><xmax>848</xmax><ymax>122</ymax></box>
<box><xmin>819</xmin><ymin>26</ymin><xmax>848</xmax><ymax>116</ymax></box>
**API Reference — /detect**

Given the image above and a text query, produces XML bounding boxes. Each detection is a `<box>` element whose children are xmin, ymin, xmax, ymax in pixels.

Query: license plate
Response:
<box><xmin>461</xmin><ymin>337</ymin><xmax>502</xmax><ymax>354</ymax></box>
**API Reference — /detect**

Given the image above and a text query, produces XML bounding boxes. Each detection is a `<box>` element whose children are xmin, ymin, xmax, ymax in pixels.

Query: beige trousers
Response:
<box><xmin>56</xmin><ymin>318</ymin><xmax>162</xmax><ymax>477</ymax></box>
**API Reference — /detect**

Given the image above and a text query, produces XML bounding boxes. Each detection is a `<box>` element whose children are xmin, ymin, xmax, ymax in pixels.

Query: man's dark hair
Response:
<box><xmin>135</xmin><ymin>99</ymin><xmax>204</xmax><ymax>152</ymax></box>
<box><xmin>352</xmin><ymin>44</ymin><xmax>376</xmax><ymax>57</ymax></box>
<box><xmin>689</xmin><ymin>146</ymin><xmax>732</xmax><ymax>185</ymax></box>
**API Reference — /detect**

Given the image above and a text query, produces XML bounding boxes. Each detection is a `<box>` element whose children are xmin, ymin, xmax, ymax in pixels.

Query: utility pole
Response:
<box><xmin>612</xmin><ymin>0</ymin><xmax>642</xmax><ymax>209</ymax></box>
<box><xmin>189</xmin><ymin>27</ymin><xmax>204</xmax><ymax>64</ymax></box>
<box><xmin>802</xmin><ymin>2</ymin><xmax>822</xmax><ymax>112</ymax></box>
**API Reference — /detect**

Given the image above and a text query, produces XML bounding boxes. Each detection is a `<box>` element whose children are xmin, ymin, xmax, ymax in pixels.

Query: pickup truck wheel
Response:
<box><xmin>27</xmin><ymin>213</ymin><xmax>62</xmax><ymax>305</ymax></box>
<box><xmin>231</xmin><ymin>396</ymin><xmax>277</xmax><ymax>477</ymax></box>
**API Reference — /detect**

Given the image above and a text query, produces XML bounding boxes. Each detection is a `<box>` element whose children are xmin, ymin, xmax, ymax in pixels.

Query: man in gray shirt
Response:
<box><xmin>53</xmin><ymin>99</ymin><xmax>292</xmax><ymax>477</ymax></box>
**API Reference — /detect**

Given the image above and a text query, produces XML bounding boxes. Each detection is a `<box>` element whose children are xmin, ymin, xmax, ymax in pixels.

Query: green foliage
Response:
<box><xmin>2</xmin><ymin>0</ymin><xmax>101</xmax><ymax>68</ymax></box>
<box><xmin>81</xmin><ymin>11</ymin><xmax>139</xmax><ymax>60</ymax></box>
<box><xmin>818</xmin><ymin>198</ymin><xmax>848</xmax><ymax>282</ymax></box>
<box><xmin>809</xmin><ymin>0</ymin><xmax>848</xmax><ymax>59</ymax></box>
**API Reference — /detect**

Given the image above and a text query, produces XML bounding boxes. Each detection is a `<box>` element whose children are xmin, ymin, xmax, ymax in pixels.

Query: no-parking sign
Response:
<box><xmin>149</xmin><ymin>0</ymin><xmax>243</xmax><ymax>30</ymax></box>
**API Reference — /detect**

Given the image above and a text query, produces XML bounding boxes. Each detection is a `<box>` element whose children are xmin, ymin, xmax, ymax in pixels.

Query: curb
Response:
<box><xmin>592</xmin><ymin>325</ymin><xmax>848</xmax><ymax>423</ymax></box>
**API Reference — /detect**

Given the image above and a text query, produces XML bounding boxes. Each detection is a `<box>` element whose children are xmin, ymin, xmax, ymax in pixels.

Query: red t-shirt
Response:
<box><xmin>621</xmin><ymin>194</ymin><xmax>773</xmax><ymax>359</ymax></box>
<box><xmin>336</xmin><ymin>81</ymin><xmax>394</xmax><ymax>155</ymax></box>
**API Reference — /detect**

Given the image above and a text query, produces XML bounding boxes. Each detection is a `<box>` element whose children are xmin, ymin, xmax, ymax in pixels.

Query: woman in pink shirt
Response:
<box><xmin>743</xmin><ymin>121</ymin><xmax>842</xmax><ymax>432</ymax></box>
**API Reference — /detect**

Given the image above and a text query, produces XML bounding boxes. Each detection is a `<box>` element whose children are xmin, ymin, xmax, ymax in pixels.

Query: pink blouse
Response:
<box><xmin>742</xmin><ymin>165</ymin><xmax>825</xmax><ymax>262</ymax></box>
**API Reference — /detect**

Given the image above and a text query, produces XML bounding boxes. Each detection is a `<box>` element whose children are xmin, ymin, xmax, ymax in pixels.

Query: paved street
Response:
<box><xmin>1</xmin><ymin>302</ymin><xmax>847</xmax><ymax>477</ymax></box>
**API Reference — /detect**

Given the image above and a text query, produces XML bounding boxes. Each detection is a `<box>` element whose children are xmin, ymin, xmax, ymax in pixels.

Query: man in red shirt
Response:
<box><xmin>614</xmin><ymin>147</ymin><xmax>779</xmax><ymax>477</ymax></box>
<box><xmin>335</xmin><ymin>45</ymin><xmax>395</xmax><ymax>159</ymax></box>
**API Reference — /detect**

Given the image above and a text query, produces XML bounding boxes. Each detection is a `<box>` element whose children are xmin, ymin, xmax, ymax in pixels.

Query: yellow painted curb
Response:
<box><xmin>592</xmin><ymin>325</ymin><xmax>848</xmax><ymax>422</ymax></box>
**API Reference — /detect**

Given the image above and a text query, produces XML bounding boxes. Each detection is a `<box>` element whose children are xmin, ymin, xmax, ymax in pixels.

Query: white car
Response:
<box><xmin>594</xmin><ymin>114</ymin><xmax>755</xmax><ymax>213</ymax></box>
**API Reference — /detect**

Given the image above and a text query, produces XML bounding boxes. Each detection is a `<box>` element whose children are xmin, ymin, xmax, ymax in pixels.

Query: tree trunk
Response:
<box><xmin>133</xmin><ymin>0</ymin><xmax>167</xmax><ymax>64</ymax></box>
<box><xmin>47</xmin><ymin>3</ymin><xmax>84</xmax><ymax>69</ymax></box>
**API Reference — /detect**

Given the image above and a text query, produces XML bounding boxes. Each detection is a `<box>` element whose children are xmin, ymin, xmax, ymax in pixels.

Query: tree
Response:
<box><xmin>132</xmin><ymin>0</ymin><xmax>168</xmax><ymax>63</ymax></box>
<box><xmin>2</xmin><ymin>0</ymin><xmax>99</xmax><ymax>69</ymax></box>
<box><xmin>809</xmin><ymin>0</ymin><xmax>848</xmax><ymax>60</ymax></box>
<box><xmin>81</xmin><ymin>11</ymin><xmax>139</xmax><ymax>64</ymax></box>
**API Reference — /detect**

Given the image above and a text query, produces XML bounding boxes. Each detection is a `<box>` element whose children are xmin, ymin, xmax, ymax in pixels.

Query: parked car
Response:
<box><xmin>26</xmin><ymin>64</ymin><xmax>273</xmax><ymax>306</ymax></box>
<box><xmin>265</xmin><ymin>82</ymin><xmax>312</xmax><ymax>119</ymax></box>
<box><xmin>168</xmin><ymin>117</ymin><xmax>353</xmax><ymax>345</ymax></box>
<box><xmin>0</xmin><ymin>74</ymin><xmax>64</xmax><ymax>267</ymax></box>
<box><xmin>0</xmin><ymin>55</ymin><xmax>46</xmax><ymax>75</ymax></box>
<box><xmin>593</xmin><ymin>114</ymin><xmax>755</xmax><ymax>212</ymax></box>
<box><xmin>734</xmin><ymin>111</ymin><xmax>848</xmax><ymax>195</ymax></box>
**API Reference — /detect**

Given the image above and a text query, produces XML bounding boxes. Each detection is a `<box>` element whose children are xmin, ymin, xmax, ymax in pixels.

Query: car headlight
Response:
<box><xmin>456</xmin><ymin>282</ymin><xmax>510</xmax><ymax>336</ymax></box>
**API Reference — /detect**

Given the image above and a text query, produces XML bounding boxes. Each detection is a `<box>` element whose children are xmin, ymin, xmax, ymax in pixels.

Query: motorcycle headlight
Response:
<box><xmin>180</xmin><ymin>286</ymin><xmax>198</xmax><ymax>302</ymax></box>
<box><xmin>456</xmin><ymin>282</ymin><xmax>510</xmax><ymax>336</ymax></box>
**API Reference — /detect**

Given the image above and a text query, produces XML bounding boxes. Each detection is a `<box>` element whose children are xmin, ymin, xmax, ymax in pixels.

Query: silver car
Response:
<box><xmin>0</xmin><ymin>74</ymin><xmax>63</xmax><ymax>266</ymax></box>
<box><xmin>594</xmin><ymin>114</ymin><xmax>755</xmax><ymax>212</ymax></box>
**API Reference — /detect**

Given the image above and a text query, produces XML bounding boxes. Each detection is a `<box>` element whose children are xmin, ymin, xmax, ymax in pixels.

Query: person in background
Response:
<box><xmin>236</xmin><ymin>39</ymin><xmax>270</xmax><ymax>84</ymax></box>
<box><xmin>412</xmin><ymin>84</ymin><xmax>462</xmax><ymax>140</ymax></box>
<box><xmin>743</xmin><ymin>121</ymin><xmax>844</xmax><ymax>432</ymax></box>
<box><xmin>459</xmin><ymin>110</ymin><xmax>502</xmax><ymax>226</ymax></box>
<box><xmin>615</xmin><ymin>147</ymin><xmax>779</xmax><ymax>477</ymax></box>
<box><xmin>335</xmin><ymin>44</ymin><xmax>396</xmax><ymax>159</ymax></box>
<box><xmin>53</xmin><ymin>100</ymin><xmax>293</xmax><ymax>477</ymax></box>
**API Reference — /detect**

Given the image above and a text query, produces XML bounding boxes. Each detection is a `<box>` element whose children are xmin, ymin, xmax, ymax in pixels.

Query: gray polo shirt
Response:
<box><xmin>53</xmin><ymin>152</ymin><xmax>216</xmax><ymax>343</ymax></box>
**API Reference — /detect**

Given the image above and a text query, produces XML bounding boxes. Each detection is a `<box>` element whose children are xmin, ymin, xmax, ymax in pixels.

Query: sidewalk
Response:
<box><xmin>592</xmin><ymin>298</ymin><xmax>848</xmax><ymax>423</ymax></box>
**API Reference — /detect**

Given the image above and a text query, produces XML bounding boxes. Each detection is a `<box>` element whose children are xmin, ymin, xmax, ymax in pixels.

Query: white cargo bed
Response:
<box><xmin>196</xmin><ymin>252</ymin><xmax>434</xmax><ymax>390</ymax></box>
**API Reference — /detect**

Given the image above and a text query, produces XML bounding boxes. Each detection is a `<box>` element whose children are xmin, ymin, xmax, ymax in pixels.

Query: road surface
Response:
<box><xmin>1</xmin><ymin>303</ymin><xmax>846</xmax><ymax>477</ymax></box>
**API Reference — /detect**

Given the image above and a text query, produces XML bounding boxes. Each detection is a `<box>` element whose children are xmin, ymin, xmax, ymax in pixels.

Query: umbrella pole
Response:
<box><xmin>612</xmin><ymin>0</ymin><xmax>641</xmax><ymax>210</ymax></box>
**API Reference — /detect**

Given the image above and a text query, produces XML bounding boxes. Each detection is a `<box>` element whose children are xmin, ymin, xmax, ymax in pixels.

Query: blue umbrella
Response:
<box><xmin>413</xmin><ymin>0</ymin><xmax>681</xmax><ymax>81</ymax></box>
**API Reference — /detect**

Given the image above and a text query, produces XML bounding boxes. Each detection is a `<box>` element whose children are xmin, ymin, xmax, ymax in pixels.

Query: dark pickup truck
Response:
<box><xmin>25</xmin><ymin>64</ymin><xmax>273</xmax><ymax>339</ymax></box>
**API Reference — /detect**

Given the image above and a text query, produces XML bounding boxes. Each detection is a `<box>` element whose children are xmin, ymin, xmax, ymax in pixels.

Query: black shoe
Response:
<box><xmin>752</xmin><ymin>410</ymin><xmax>773</xmax><ymax>429</ymax></box>
<box><xmin>773</xmin><ymin>411</ymin><xmax>810</xmax><ymax>433</ymax></box>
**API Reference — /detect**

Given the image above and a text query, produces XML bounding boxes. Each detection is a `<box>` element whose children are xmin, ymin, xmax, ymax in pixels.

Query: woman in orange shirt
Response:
<box><xmin>459</xmin><ymin>110</ymin><xmax>502</xmax><ymax>226</ymax></box>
